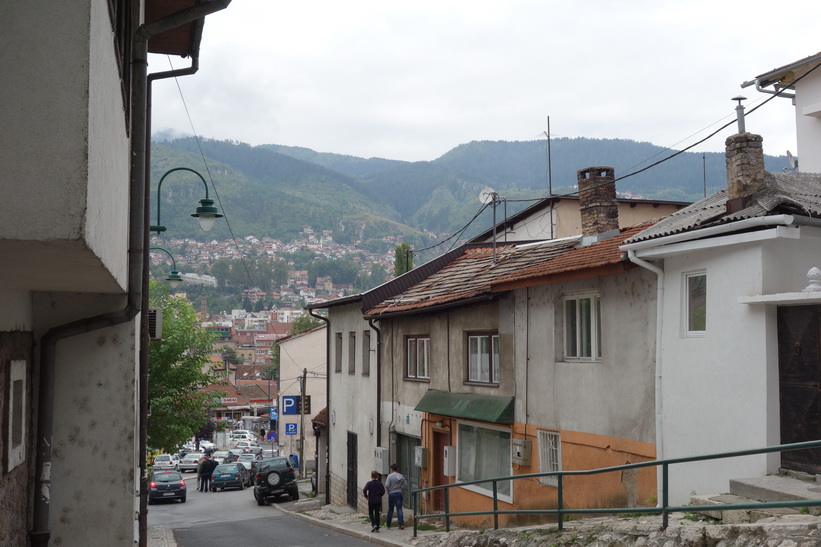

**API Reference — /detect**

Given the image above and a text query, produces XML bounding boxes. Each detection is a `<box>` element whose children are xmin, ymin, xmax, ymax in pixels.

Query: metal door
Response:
<box><xmin>346</xmin><ymin>431</ymin><xmax>358</xmax><ymax>508</ymax></box>
<box><xmin>778</xmin><ymin>305</ymin><xmax>821</xmax><ymax>474</ymax></box>
<box><xmin>395</xmin><ymin>434</ymin><xmax>420</xmax><ymax>508</ymax></box>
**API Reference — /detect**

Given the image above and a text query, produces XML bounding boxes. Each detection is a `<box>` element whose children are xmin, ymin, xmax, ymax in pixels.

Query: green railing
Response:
<box><xmin>411</xmin><ymin>439</ymin><xmax>821</xmax><ymax>538</ymax></box>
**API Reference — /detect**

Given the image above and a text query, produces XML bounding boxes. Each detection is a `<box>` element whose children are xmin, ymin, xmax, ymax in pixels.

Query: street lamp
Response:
<box><xmin>149</xmin><ymin>167</ymin><xmax>223</xmax><ymax>234</ymax></box>
<box><xmin>149</xmin><ymin>247</ymin><xmax>183</xmax><ymax>288</ymax></box>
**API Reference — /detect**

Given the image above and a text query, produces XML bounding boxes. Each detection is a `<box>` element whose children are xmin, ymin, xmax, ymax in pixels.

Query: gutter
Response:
<box><xmin>308</xmin><ymin>308</ymin><xmax>331</xmax><ymax>505</ymax></box>
<box><xmin>620</xmin><ymin>215</ymin><xmax>821</xmax><ymax>253</ymax></box>
<box><xmin>368</xmin><ymin>319</ymin><xmax>382</xmax><ymax>449</ymax></box>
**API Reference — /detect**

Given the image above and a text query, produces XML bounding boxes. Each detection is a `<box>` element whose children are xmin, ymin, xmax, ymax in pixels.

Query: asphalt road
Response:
<box><xmin>148</xmin><ymin>470</ymin><xmax>374</xmax><ymax>547</ymax></box>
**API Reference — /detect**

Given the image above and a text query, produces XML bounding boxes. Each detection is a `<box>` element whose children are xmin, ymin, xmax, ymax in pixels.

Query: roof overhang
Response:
<box><xmin>742</xmin><ymin>52</ymin><xmax>821</xmax><ymax>91</ymax></box>
<box><xmin>145</xmin><ymin>0</ymin><xmax>207</xmax><ymax>57</ymax></box>
<box><xmin>414</xmin><ymin>390</ymin><xmax>514</xmax><ymax>424</ymax></box>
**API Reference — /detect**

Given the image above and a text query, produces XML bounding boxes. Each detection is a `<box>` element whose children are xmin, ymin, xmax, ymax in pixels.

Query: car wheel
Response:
<box><xmin>290</xmin><ymin>489</ymin><xmax>299</xmax><ymax>501</ymax></box>
<box><xmin>256</xmin><ymin>495</ymin><xmax>264</xmax><ymax>506</ymax></box>
<box><xmin>239</xmin><ymin>481</ymin><xmax>244</xmax><ymax>490</ymax></box>
<box><xmin>210</xmin><ymin>486</ymin><xmax>216</xmax><ymax>492</ymax></box>
<box><xmin>180</xmin><ymin>496</ymin><xmax>186</xmax><ymax>503</ymax></box>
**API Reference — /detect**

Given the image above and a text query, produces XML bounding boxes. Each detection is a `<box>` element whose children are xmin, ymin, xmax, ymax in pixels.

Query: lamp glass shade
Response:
<box><xmin>167</xmin><ymin>270</ymin><xmax>183</xmax><ymax>288</ymax></box>
<box><xmin>197</xmin><ymin>215</ymin><xmax>216</xmax><ymax>232</ymax></box>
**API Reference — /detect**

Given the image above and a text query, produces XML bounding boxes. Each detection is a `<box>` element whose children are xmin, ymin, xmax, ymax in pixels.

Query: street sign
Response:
<box><xmin>266</xmin><ymin>430</ymin><xmax>278</xmax><ymax>442</ymax></box>
<box><xmin>270</xmin><ymin>408</ymin><xmax>278</xmax><ymax>420</ymax></box>
<box><xmin>285</xmin><ymin>423</ymin><xmax>298</xmax><ymax>436</ymax></box>
<box><xmin>282</xmin><ymin>396</ymin><xmax>299</xmax><ymax>415</ymax></box>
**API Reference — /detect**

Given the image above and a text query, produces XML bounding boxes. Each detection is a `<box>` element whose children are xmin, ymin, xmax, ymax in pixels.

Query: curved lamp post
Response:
<box><xmin>149</xmin><ymin>247</ymin><xmax>183</xmax><ymax>288</ymax></box>
<box><xmin>150</xmin><ymin>167</ymin><xmax>223</xmax><ymax>234</ymax></box>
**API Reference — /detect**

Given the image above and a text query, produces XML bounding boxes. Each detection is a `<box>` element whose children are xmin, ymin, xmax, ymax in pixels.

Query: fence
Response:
<box><xmin>411</xmin><ymin>439</ymin><xmax>821</xmax><ymax>537</ymax></box>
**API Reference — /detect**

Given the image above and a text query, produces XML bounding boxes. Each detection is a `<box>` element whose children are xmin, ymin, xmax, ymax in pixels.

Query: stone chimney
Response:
<box><xmin>578</xmin><ymin>166</ymin><xmax>619</xmax><ymax>239</ymax></box>
<box><xmin>725</xmin><ymin>133</ymin><xmax>767</xmax><ymax>212</ymax></box>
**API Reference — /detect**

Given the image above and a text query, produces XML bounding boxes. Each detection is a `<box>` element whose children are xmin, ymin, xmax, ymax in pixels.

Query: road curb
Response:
<box><xmin>276</xmin><ymin>504</ymin><xmax>406</xmax><ymax>547</ymax></box>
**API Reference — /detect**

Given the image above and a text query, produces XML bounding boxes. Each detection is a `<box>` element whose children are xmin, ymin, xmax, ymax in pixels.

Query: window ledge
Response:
<box><xmin>739</xmin><ymin>291</ymin><xmax>821</xmax><ymax>305</ymax></box>
<box><xmin>463</xmin><ymin>381</ymin><xmax>500</xmax><ymax>387</ymax></box>
<box><xmin>404</xmin><ymin>377</ymin><xmax>430</xmax><ymax>383</ymax></box>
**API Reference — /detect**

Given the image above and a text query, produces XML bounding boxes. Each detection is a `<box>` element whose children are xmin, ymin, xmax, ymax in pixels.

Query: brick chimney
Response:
<box><xmin>578</xmin><ymin>166</ymin><xmax>619</xmax><ymax>239</ymax></box>
<box><xmin>725</xmin><ymin>133</ymin><xmax>767</xmax><ymax>212</ymax></box>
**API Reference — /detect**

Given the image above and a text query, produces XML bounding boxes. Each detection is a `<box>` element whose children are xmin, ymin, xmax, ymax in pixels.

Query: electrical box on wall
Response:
<box><xmin>511</xmin><ymin>438</ymin><xmax>532</xmax><ymax>465</ymax></box>
<box><xmin>374</xmin><ymin>447</ymin><xmax>390</xmax><ymax>475</ymax></box>
<box><xmin>414</xmin><ymin>446</ymin><xmax>427</xmax><ymax>468</ymax></box>
<box><xmin>443</xmin><ymin>446</ymin><xmax>456</xmax><ymax>477</ymax></box>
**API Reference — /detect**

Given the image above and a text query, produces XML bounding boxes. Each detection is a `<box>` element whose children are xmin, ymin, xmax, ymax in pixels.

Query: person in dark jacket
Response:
<box><xmin>203</xmin><ymin>456</ymin><xmax>218</xmax><ymax>492</ymax></box>
<box><xmin>363</xmin><ymin>470</ymin><xmax>385</xmax><ymax>532</ymax></box>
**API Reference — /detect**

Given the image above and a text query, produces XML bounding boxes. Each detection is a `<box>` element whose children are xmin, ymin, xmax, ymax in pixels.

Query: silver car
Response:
<box><xmin>179</xmin><ymin>452</ymin><xmax>204</xmax><ymax>473</ymax></box>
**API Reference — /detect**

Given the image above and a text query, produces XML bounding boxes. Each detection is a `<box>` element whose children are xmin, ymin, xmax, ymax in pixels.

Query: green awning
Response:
<box><xmin>414</xmin><ymin>390</ymin><xmax>514</xmax><ymax>424</ymax></box>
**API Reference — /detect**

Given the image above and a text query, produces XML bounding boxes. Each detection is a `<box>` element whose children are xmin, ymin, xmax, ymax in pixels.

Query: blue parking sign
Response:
<box><xmin>285</xmin><ymin>423</ymin><xmax>298</xmax><ymax>436</ymax></box>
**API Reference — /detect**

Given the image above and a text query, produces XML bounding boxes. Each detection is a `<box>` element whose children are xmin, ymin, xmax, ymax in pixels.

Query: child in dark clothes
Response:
<box><xmin>363</xmin><ymin>470</ymin><xmax>386</xmax><ymax>532</ymax></box>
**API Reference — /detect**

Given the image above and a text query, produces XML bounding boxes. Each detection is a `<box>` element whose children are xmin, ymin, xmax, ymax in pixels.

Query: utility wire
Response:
<box><xmin>165</xmin><ymin>57</ymin><xmax>254</xmax><ymax>286</ymax></box>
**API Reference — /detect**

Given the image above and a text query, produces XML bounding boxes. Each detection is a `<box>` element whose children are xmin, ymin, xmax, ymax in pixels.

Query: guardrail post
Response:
<box><xmin>413</xmin><ymin>491</ymin><xmax>418</xmax><ymax>538</ymax></box>
<box><xmin>557</xmin><ymin>474</ymin><xmax>564</xmax><ymax>531</ymax></box>
<box><xmin>492</xmin><ymin>481</ymin><xmax>499</xmax><ymax>530</ymax></box>
<box><xmin>444</xmin><ymin>486</ymin><xmax>451</xmax><ymax>532</ymax></box>
<box><xmin>662</xmin><ymin>463</ymin><xmax>669</xmax><ymax>530</ymax></box>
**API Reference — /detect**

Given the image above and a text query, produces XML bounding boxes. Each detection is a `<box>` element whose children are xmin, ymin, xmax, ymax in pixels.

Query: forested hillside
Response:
<box><xmin>153</xmin><ymin>136</ymin><xmax>789</xmax><ymax>243</ymax></box>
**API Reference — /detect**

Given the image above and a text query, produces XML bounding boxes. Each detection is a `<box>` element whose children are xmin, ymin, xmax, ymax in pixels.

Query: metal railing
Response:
<box><xmin>411</xmin><ymin>439</ymin><xmax>821</xmax><ymax>537</ymax></box>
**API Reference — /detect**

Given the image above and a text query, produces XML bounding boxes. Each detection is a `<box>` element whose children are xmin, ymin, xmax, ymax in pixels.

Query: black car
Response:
<box><xmin>148</xmin><ymin>470</ymin><xmax>187</xmax><ymax>503</ymax></box>
<box><xmin>253</xmin><ymin>457</ymin><xmax>299</xmax><ymax>505</ymax></box>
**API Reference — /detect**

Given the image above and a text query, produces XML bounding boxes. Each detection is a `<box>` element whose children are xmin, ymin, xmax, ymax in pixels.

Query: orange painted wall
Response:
<box><xmin>416</xmin><ymin>416</ymin><xmax>657</xmax><ymax>528</ymax></box>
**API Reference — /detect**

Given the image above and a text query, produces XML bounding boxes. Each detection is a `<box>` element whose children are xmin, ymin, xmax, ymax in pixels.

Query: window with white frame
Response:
<box><xmin>467</xmin><ymin>333</ymin><xmax>499</xmax><ymax>383</ymax></box>
<box><xmin>362</xmin><ymin>331</ymin><xmax>371</xmax><ymax>376</ymax></box>
<box><xmin>564</xmin><ymin>293</ymin><xmax>601</xmax><ymax>360</ymax></box>
<box><xmin>457</xmin><ymin>421</ymin><xmax>511</xmax><ymax>500</ymax></box>
<box><xmin>685</xmin><ymin>272</ymin><xmax>707</xmax><ymax>335</ymax></box>
<box><xmin>7</xmin><ymin>359</ymin><xmax>26</xmax><ymax>471</ymax></box>
<box><xmin>537</xmin><ymin>429</ymin><xmax>561</xmax><ymax>487</ymax></box>
<box><xmin>406</xmin><ymin>336</ymin><xmax>430</xmax><ymax>380</ymax></box>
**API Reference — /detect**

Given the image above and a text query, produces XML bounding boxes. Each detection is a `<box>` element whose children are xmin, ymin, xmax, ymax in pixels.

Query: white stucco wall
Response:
<box><xmin>326</xmin><ymin>302</ymin><xmax>380</xmax><ymax>506</ymax></box>
<box><xmin>794</xmin><ymin>67</ymin><xmax>821</xmax><ymax>173</ymax></box>
<box><xmin>652</xmin><ymin>226</ymin><xmax>821</xmax><ymax>503</ymax></box>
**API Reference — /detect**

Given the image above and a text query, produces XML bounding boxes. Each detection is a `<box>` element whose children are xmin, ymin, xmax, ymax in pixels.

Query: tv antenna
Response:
<box><xmin>785</xmin><ymin>150</ymin><xmax>798</xmax><ymax>172</ymax></box>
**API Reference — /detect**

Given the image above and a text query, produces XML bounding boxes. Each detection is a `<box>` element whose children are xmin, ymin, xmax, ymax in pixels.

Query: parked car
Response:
<box><xmin>210</xmin><ymin>463</ymin><xmax>251</xmax><ymax>491</ymax></box>
<box><xmin>153</xmin><ymin>454</ymin><xmax>180</xmax><ymax>471</ymax></box>
<box><xmin>230</xmin><ymin>429</ymin><xmax>254</xmax><ymax>438</ymax></box>
<box><xmin>253</xmin><ymin>457</ymin><xmax>299</xmax><ymax>505</ymax></box>
<box><xmin>148</xmin><ymin>470</ymin><xmax>187</xmax><ymax>503</ymax></box>
<box><xmin>212</xmin><ymin>450</ymin><xmax>237</xmax><ymax>465</ymax></box>
<box><xmin>233</xmin><ymin>440</ymin><xmax>260</xmax><ymax>451</ymax></box>
<box><xmin>179</xmin><ymin>452</ymin><xmax>204</xmax><ymax>473</ymax></box>
<box><xmin>198</xmin><ymin>440</ymin><xmax>216</xmax><ymax>451</ymax></box>
<box><xmin>236</xmin><ymin>453</ymin><xmax>258</xmax><ymax>472</ymax></box>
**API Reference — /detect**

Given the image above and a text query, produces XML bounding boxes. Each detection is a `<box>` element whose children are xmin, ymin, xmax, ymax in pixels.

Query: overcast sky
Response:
<box><xmin>149</xmin><ymin>1</ymin><xmax>819</xmax><ymax>163</ymax></box>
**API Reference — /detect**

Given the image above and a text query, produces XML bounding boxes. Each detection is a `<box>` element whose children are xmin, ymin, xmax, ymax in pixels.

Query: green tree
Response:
<box><xmin>290</xmin><ymin>313</ymin><xmax>323</xmax><ymax>335</ymax></box>
<box><xmin>221</xmin><ymin>346</ymin><xmax>242</xmax><ymax>365</ymax></box>
<box><xmin>148</xmin><ymin>280</ymin><xmax>224</xmax><ymax>451</ymax></box>
<box><xmin>394</xmin><ymin>242</ymin><xmax>414</xmax><ymax>276</ymax></box>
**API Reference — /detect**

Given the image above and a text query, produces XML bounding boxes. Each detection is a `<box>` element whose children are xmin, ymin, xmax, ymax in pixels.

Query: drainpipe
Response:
<box><xmin>309</xmin><ymin>309</ymin><xmax>331</xmax><ymax>505</ymax></box>
<box><xmin>134</xmin><ymin>5</ymin><xmax>231</xmax><ymax>546</ymax></box>
<box><xmin>625</xmin><ymin>250</ymin><xmax>664</xmax><ymax>508</ymax></box>
<box><xmin>368</xmin><ymin>319</ymin><xmax>382</xmax><ymax>448</ymax></box>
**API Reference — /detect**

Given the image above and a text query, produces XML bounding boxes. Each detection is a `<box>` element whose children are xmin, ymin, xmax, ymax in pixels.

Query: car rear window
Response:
<box><xmin>155</xmin><ymin>455</ymin><xmax>170</xmax><ymax>461</ymax></box>
<box><xmin>214</xmin><ymin>464</ymin><xmax>238</xmax><ymax>473</ymax></box>
<box><xmin>154</xmin><ymin>472</ymin><xmax>182</xmax><ymax>482</ymax></box>
<box><xmin>258</xmin><ymin>458</ymin><xmax>289</xmax><ymax>472</ymax></box>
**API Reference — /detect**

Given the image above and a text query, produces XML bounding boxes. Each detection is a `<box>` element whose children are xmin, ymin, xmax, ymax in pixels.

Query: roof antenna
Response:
<box><xmin>480</xmin><ymin>187</ymin><xmax>499</xmax><ymax>264</ymax></box>
<box><xmin>732</xmin><ymin>96</ymin><xmax>747</xmax><ymax>133</ymax></box>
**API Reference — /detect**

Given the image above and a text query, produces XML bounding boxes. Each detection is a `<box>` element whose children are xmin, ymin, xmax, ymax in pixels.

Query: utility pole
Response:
<box><xmin>299</xmin><ymin>367</ymin><xmax>307</xmax><ymax>479</ymax></box>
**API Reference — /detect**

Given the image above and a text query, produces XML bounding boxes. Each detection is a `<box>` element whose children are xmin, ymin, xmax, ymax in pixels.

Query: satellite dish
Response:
<box><xmin>479</xmin><ymin>187</ymin><xmax>497</xmax><ymax>204</ymax></box>
<box><xmin>786</xmin><ymin>151</ymin><xmax>798</xmax><ymax>171</ymax></box>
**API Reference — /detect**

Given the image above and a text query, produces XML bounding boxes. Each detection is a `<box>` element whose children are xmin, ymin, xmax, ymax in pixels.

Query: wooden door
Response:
<box><xmin>346</xmin><ymin>431</ymin><xmax>358</xmax><ymax>507</ymax></box>
<box><xmin>778</xmin><ymin>305</ymin><xmax>821</xmax><ymax>474</ymax></box>
<box><xmin>432</xmin><ymin>431</ymin><xmax>449</xmax><ymax>512</ymax></box>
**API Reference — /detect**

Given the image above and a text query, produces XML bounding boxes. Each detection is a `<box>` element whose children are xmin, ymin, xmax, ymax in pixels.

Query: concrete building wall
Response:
<box><xmin>278</xmin><ymin>326</ymin><xmax>327</xmax><ymax>471</ymax></box>
<box><xmin>519</xmin><ymin>269</ymin><xmax>657</xmax><ymax>443</ymax></box>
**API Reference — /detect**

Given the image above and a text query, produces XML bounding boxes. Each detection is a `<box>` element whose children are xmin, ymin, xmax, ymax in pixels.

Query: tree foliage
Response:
<box><xmin>148</xmin><ymin>280</ymin><xmax>224</xmax><ymax>451</ymax></box>
<box><xmin>290</xmin><ymin>314</ymin><xmax>324</xmax><ymax>335</ymax></box>
<box><xmin>394</xmin><ymin>242</ymin><xmax>414</xmax><ymax>276</ymax></box>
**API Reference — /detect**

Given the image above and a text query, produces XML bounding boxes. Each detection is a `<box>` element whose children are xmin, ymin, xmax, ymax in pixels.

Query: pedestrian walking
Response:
<box><xmin>202</xmin><ymin>456</ymin><xmax>217</xmax><ymax>492</ymax></box>
<box><xmin>363</xmin><ymin>470</ymin><xmax>385</xmax><ymax>533</ymax></box>
<box><xmin>384</xmin><ymin>463</ymin><xmax>408</xmax><ymax>529</ymax></box>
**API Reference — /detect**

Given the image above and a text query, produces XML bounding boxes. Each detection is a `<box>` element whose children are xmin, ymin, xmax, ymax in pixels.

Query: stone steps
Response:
<box><xmin>690</xmin><ymin>473</ymin><xmax>821</xmax><ymax>523</ymax></box>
